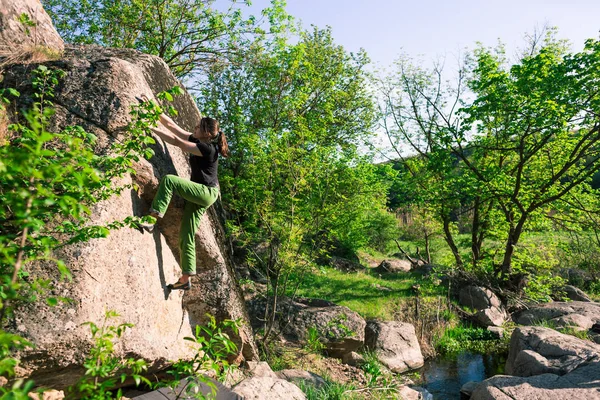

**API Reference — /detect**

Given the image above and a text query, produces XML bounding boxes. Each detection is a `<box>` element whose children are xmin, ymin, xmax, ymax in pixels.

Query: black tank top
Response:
<box><xmin>188</xmin><ymin>135</ymin><xmax>219</xmax><ymax>187</ymax></box>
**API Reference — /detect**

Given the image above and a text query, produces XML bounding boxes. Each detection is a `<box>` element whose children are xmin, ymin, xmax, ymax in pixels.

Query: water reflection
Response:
<box><xmin>420</xmin><ymin>352</ymin><xmax>505</xmax><ymax>400</ymax></box>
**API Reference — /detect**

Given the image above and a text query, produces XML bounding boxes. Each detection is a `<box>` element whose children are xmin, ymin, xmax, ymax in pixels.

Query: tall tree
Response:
<box><xmin>42</xmin><ymin>0</ymin><xmax>291</xmax><ymax>79</ymax></box>
<box><xmin>199</xmin><ymin>26</ymin><xmax>391</xmax><ymax>340</ymax></box>
<box><xmin>381</xmin><ymin>30</ymin><xmax>600</xmax><ymax>279</ymax></box>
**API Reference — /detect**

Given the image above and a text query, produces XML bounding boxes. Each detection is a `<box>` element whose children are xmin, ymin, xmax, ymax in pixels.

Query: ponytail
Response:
<box><xmin>217</xmin><ymin>130</ymin><xmax>229</xmax><ymax>158</ymax></box>
<box><xmin>200</xmin><ymin>116</ymin><xmax>230</xmax><ymax>158</ymax></box>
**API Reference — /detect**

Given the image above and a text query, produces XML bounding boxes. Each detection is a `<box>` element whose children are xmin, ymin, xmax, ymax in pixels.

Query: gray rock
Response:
<box><xmin>397</xmin><ymin>386</ymin><xmax>423</xmax><ymax>400</ymax></box>
<box><xmin>553</xmin><ymin>313</ymin><xmax>594</xmax><ymax>331</ymax></box>
<box><xmin>459</xmin><ymin>286</ymin><xmax>501</xmax><ymax>311</ymax></box>
<box><xmin>373</xmin><ymin>259</ymin><xmax>412</xmax><ymax>273</ymax></box>
<box><xmin>364</xmin><ymin>320</ymin><xmax>424</xmax><ymax>373</ymax></box>
<box><xmin>275</xmin><ymin>369</ymin><xmax>326</xmax><ymax>389</ymax></box>
<box><xmin>460</xmin><ymin>381</ymin><xmax>481</xmax><ymax>399</ymax></box>
<box><xmin>246</xmin><ymin>361</ymin><xmax>277</xmax><ymax>378</ymax></box>
<box><xmin>3</xmin><ymin>44</ymin><xmax>257</xmax><ymax>387</ymax></box>
<box><xmin>0</xmin><ymin>0</ymin><xmax>64</xmax><ymax>54</ymax></box>
<box><xmin>232</xmin><ymin>377</ymin><xmax>306</xmax><ymax>400</ymax></box>
<box><xmin>131</xmin><ymin>377</ymin><xmax>242</xmax><ymax>400</ymax></box>
<box><xmin>471</xmin><ymin>361</ymin><xmax>600</xmax><ymax>400</ymax></box>
<box><xmin>505</xmin><ymin>326</ymin><xmax>600</xmax><ymax>377</ymax></box>
<box><xmin>487</xmin><ymin>327</ymin><xmax>504</xmax><ymax>339</ymax></box>
<box><xmin>514</xmin><ymin>301</ymin><xmax>600</xmax><ymax>331</ymax></box>
<box><xmin>563</xmin><ymin>285</ymin><xmax>592</xmax><ymax>302</ymax></box>
<box><xmin>475</xmin><ymin>306</ymin><xmax>507</xmax><ymax>327</ymax></box>
<box><xmin>411</xmin><ymin>386</ymin><xmax>433</xmax><ymax>400</ymax></box>
<box><xmin>247</xmin><ymin>297</ymin><xmax>366</xmax><ymax>358</ymax></box>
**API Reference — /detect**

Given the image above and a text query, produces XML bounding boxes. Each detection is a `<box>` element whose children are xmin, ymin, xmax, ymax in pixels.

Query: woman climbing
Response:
<box><xmin>142</xmin><ymin>105</ymin><xmax>229</xmax><ymax>291</ymax></box>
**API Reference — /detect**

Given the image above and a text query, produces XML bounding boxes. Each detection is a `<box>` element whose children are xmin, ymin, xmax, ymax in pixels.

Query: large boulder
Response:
<box><xmin>514</xmin><ymin>301</ymin><xmax>600</xmax><ymax>331</ymax></box>
<box><xmin>3</xmin><ymin>44</ymin><xmax>257</xmax><ymax>387</ymax></box>
<box><xmin>364</xmin><ymin>320</ymin><xmax>424</xmax><ymax>373</ymax></box>
<box><xmin>459</xmin><ymin>286</ymin><xmax>501</xmax><ymax>311</ymax></box>
<box><xmin>505</xmin><ymin>326</ymin><xmax>600</xmax><ymax>377</ymax></box>
<box><xmin>471</xmin><ymin>361</ymin><xmax>600</xmax><ymax>400</ymax></box>
<box><xmin>247</xmin><ymin>297</ymin><xmax>365</xmax><ymax>358</ymax></box>
<box><xmin>0</xmin><ymin>0</ymin><xmax>64</xmax><ymax>53</ymax></box>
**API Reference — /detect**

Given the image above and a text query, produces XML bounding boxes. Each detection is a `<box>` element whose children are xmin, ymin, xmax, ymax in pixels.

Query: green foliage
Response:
<box><xmin>200</xmin><ymin>24</ymin><xmax>391</xmax><ymax>341</ymax></box>
<box><xmin>305</xmin><ymin>327</ymin><xmax>326</xmax><ymax>354</ymax></box>
<box><xmin>43</xmin><ymin>0</ymin><xmax>292</xmax><ymax>79</ymax></box>
<box><xmin>17</xmin><ymin>13</ymin><xmax>36</xmax><ymax>36</ymax></box>
<box><xmin>161</xmin><ymin>315</ymin><xmax>240</xmax><ymax>399</ymax></box>
<box><xmin>69</xmin><ymin>311</ymin><xmax>150</xmax><ymax>399</ymax></box>
<box><xmin>0</xmin><ymin>331</ymin><xmax>35</xmax><ymax>398</ymax></box>
<box><xmin>434</xmin><ymin>324</ymin><xmax>508</xmax><ymax>356</ymax></box>
<box><xmin>380</xmin><ymin>29</ymin><xmax>600</xmax><ymax>281</ymax></box>
<box><xmin>298</xmin><ymin>378</ymin><xmax>358</xmax><ymax>400</ymax></box>
<box><xmin>360</xmin><ymin>351</ymin><xmax>383</xmax><ymax>387</ymax></box>
<box><xmin>523</xmin><ymin>272</ymin><xmax>567</xmax><ymax>303</ymax></box>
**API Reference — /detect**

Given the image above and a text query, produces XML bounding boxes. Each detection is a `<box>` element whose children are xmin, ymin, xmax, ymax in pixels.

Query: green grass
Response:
<box><xmin>434</xmin><ymin>323</ymin><xmax>510</xmax><ymax>356</ymax></box>
<box><xmin>290</xmin><ymin>266</ymin><xmax>445</xmax><ymax>320</ymax></box>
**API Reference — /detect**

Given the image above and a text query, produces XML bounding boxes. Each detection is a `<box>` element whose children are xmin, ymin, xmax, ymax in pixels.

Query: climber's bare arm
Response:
<box><xmin>158</xmin><ymin>113</ymin><xmax>192</xmax><ymax>140</ymax></box>
<box><xmin>150</xmin><ymin>127</ymin><xmax>202</xmax><ymax>157</ymax></box>
<box><xmin>140</xmin><ymin>94</ymin><xmax>191</xmax><ymax>141</ymax></box>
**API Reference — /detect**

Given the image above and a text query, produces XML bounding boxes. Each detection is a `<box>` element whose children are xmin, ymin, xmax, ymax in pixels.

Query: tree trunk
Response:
<box><xmin>442</xmin><ymin>213</ymin><xmax>463</xmax><ymax>268</ymax></box>
<box><xmin>500</xmin><ymin>215</ymin><xmax>527</xmax><ymax>277</ymax></box>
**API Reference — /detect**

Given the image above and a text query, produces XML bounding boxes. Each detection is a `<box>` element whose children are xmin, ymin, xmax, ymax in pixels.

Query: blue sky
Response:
<box><xmin>247</xmin><ymin>0</ymin><xmax>600</xmax><ymax>68</ymax></box>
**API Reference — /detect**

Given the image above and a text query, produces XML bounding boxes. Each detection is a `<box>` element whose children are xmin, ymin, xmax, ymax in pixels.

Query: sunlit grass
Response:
<box><xmin>290</xmin><ymin>266</ymin><xmax>445</xmax><ymax>320</ymax></box>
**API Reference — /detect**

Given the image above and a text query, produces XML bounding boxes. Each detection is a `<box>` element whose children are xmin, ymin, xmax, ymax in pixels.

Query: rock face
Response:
<box><xmin>471</xmin><ymin>361</ymin><xmax>600</xmax><ymax>400</ymax></box>
<box><xmin>505</xmin><ymin>326</ymin><xmax>600</xmax><ymax>377</ymax></box>
<box><xmin>514</xmin><ymin>301</ymin><xmax>600</xmax><ymax>331</ymax></box>
<box><xmin>3</xmin><ymin>45</ymin><xmax>257</xmax><ymax>387</ymax></box>
<box><xmin>0</xmin><ymin>0</ymin><xmax>64</xmax><ymax>53</ymax></box>
<box><xmin>364</xmin><ymin>320</ymin><xmax>424</xmax><ymax>373</ymax></box>
<box><xmin>247</xmin><ymin>297</ymin><xmax>366</xmax><ymax>358</ymax></box>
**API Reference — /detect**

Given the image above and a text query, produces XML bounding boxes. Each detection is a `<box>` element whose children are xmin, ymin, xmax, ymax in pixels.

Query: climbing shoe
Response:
<box><xmin>168</xmin><ymin>280</ymin><xmax>191</xmax><ymax>291</ymax></box>
<box><xmin>138</xmin><ymin>222</ymin><xmax>155</xmax><ymax>233</ymax></box>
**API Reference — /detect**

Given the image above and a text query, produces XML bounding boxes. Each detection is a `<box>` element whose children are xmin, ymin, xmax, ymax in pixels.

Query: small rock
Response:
<box><xmin>563</xmin><ymin>285</ymin><xmax>591</xmax><ymax>302</ymax></box>
<box><xmin>475</xmin><ymin>306</ymin><xmax>507</xmax><ymax>327</ymax></box>
<box><xmin>373</xmin><ymin>259</ymin><xmax>412</xmax><ymax>274</ymax></box>
<box><xmin>245</xmin><ymin>361</ymin><xmax>277</xmax><ymax>378</ymax></box>
<box><xmin>460</xmin><ymin>381</ymin><xmax>480</xmax><ymax>399</ymax></box>
<box><xmin>275</xmin><ymin>369</ymin><xmax>326</xmax><ymax>389</ymax></box>
<box><xmin>459</xmin><ymin>286</ymin><xmax>501</xmax><ymax>311</ymax></box>
<box><xmin>232</xmin><ymin>377</ymin><xmax>306</xmax><ymax>400</ymax></box>
<box><xmin>487</xmin><ymin>326</ymin><xmax>504</xmax><ymax>339</ymax></box>
<box><xmin>397</xmin><ymin>386</ymin><xmax>422</xmax><ymax>400</ymax></box>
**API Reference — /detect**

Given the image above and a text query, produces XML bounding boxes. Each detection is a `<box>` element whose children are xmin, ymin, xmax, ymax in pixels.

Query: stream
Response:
<box><xmin>419</xmin><ymin>351</ymin><xmax>506</xmax><ymax>399</ymax></box>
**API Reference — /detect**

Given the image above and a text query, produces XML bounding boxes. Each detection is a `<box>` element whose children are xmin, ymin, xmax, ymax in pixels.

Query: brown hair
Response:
<box><xmin>199</xmin><ymin>117</ymin><xmax>229</xmax><ymax>157</ymax></box>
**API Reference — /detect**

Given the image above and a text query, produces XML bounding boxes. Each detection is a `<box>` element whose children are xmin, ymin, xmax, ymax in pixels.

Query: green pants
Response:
<box><xmin>151</xmin><ymin>174</ymin><xmax>219</xmax><ymax>275</ymax></box>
